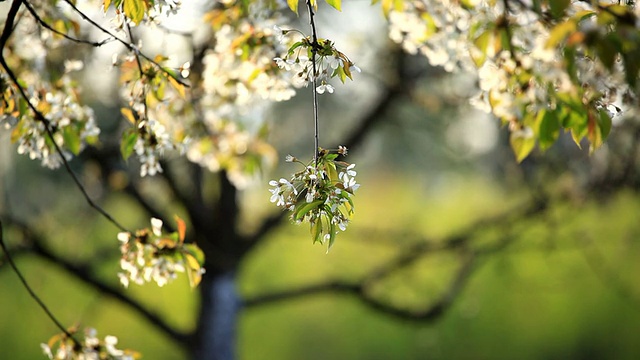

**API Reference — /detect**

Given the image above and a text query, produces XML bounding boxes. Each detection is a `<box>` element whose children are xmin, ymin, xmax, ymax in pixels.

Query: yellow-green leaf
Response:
<box><xmin>62</xmin><ymin>126</ymin><xmax>81</xmax><ymax>155</ymax></box>
<box><xmin>123</xmin><ymin>0</ymin><xmax>145</xmax><ymax>25</ymax></box>
<box><xmin>547</xmin><ymin>20</ymin><xmax>576</xmax><ymax>48</ymax></box>
<box><xmin>287</xmin><ymin>0</ymin><xmax>299</xmax><ymax>14</ymax></box>
<box><xmin>294</xmin><ymin>200</ymin><xmax>323</xmax><ymax>221</ymax></box>
<box><xmin>103</xmin><ymin>0</ymin><xmax>112</xmax><ymax>12</ymax></box>
<box><xmin>510</xmin><ymin>128</ymin><xmax>536</xmax><ymax>163</ymax></box>
<box><xmin>325</xmin><ymin>0</ymin><xmax>341</xmax><ymax>11</ymax></box>
<box><xmin>184</xmin><ymin>253</ymin><xmax>202</xmax><ymax>288</ymax></box>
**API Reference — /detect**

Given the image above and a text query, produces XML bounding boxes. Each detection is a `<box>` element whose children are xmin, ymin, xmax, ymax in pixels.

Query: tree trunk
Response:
<box><xmin>193</xmin><ymin>270</ymin><xmax>240</xmax><ymax>360</ymax></box>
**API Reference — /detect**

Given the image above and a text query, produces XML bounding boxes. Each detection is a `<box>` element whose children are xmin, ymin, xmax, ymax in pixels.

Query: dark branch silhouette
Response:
<box><xmin>1</xmin><ymin>217</ymin><xmax>191</xmax><ymax>347</ymax></box>
<box><xmin>0</xmin><ymin>220</ymin><xmax>80</xmax><ymax>344</ymax></box>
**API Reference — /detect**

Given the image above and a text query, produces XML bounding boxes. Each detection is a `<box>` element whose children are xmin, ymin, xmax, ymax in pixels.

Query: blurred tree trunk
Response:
<box><xmin>193</xmin><ymin>270</ymin><xmax>240</xmax><ymax>360</ymax></box>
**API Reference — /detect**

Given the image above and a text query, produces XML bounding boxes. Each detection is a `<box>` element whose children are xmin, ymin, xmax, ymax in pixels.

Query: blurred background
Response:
<box><xmin>2</xmin><ymin>1</ymin><xmax>640</xmax><ymax>359</ymax></box>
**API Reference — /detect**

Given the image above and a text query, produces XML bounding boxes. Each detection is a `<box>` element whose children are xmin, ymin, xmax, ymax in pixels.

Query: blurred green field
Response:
<box><xmin>1</xmin><ymin>174</ymin><xmax>640</xmax><ymax>359</ymax></box>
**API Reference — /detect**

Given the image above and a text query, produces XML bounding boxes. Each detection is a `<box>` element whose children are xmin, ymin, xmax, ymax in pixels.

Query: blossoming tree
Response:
<box><xmin>1</xmin><ymin>0</ymin><xmax>640</xmax><ymax>359</ymax></box>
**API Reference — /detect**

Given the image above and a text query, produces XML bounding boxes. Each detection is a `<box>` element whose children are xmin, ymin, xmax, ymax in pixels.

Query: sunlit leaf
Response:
<box><xmin>175</xmin><ymin>215</ymin><xmax>186</xmax><ymax>244</ymax></box>
<box><xmin>294</xmin><ymin>200</ymin><xmax>323</xmax><ymax>221</ymax></box>
<box><xmin>287</xmin><ymin>0</ymin><xmax>299</xmax><ymax>14</ymax></box>
<box><xmin>510</xmin><ymin>129</ymin><xmax>536</xmax><ymax>163</ymax></box>
<box><xmin>120</xmin><ymin>129</ymin><xmax>138</xmax><ymax>161</ymax></box>
<box><xmin>325</xmin><ymin>0</ymin><xmax>341</xmax><ymax>11</ymax></box>
<box><xmin>535</xmin><ymin>110</ymin><xmax>560</xmax><ymax>151</ymax></box>
<box><xmin>121</xmin><ymin>107</ymin><xmax>136</xmax><ymax>124</ymax></box>
<box><xmin>183</xmin><ymin>243</ymin><xmax>205</xmax><ymax>265</ymax></box>
<box><xmin>62</xmin><ymin>126</ymin><xmax>81</xmax><ymax>155</ymax></box>
<box><xmin>547</xmin><ymin>20</ymin><xmax>576</xmax><ymax>48</ymax></box>
<box><xmin>184</xmin><ymin>253</ymin><xmax>202</xmax><ymax>288</ymax></box>
<box><xmin>123</xmin><ymin>0</ymin><xmax>145</xmax><ymax>25</ymax></box>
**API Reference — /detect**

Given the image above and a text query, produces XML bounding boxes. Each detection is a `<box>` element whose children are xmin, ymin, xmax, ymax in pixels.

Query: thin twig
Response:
<box><xmin>3</xmin><ymin>217</ymin><xmax>191</xmax><ymax>346</ymax></box>
<box><xmin>306</xmin><ymin>0</ymin><xmax>320</xmax><ymax>167</ymax></box>
<box><xmin>0</xmin><ymin>220</ymin><xmax>80</xmax><ymax>345</ymax></box>
<box><xmin>61</xmin><ymin>0</ymin><xmax>189</xmax><ymax>87</ymax></box>
<box><xmin>0</xmin><ymin>1</ymin><xmax>128</xmax><ymax>232</ymax></box>
<box><xmin>126</xmin><ymin>22</ymin><xmax>150</xmax><ymax>120</ymax></box>
<box><xmin>21</xmin><ymin>0</ymin><xmax>113</xmax><ymax>47</ymax></box>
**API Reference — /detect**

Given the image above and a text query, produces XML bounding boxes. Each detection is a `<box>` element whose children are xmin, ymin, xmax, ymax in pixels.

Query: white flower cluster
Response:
<box><xmin>41</xmin><ymin>328</ymin><xmax>137</xmax><ymax>360</ymax></box>
<box><xmin>4</xmin><ymin>73</ymin><xmax>100</xmax><ymax>169</ymax></box>
<box><xmin>388</xmin><ymin>0</ymin><xmax>638</xmax><ymax>143</ymax></box>
<box><xmin>269</xmin><ymin>148</ymin><xmax>359</xmax><ymax>249</ymax></box>
<box><xmin>117</xmin><ymin>218</ymin><xmax>200</xmax><ymax>288</ymax></box>
<box><xmin>186</xmin><ymin>118</ymin><xmax>277</xmax><ymax>189</ymax></box>
<box><xmin>115</xmin><ymin>53</ymin><xmax>188</xmax><ymax>177</ymax></box>
<box><xmin>184</xmin><ymin>2</ymin><xmax>290</xmax><ymax>186</ymax></box>
<box><xmin>273</xmin><ymin>26</ymin><xmax>361</xmax><ymax>94</ymax></box>
<box><xmin>388</xmin><ymin>0</ymin><xmax>481</xmax><ymax>72</ymax></box>
<box><xmin>132</xmin><ymin>120</ymin><xmax>175</xmax><ymax>177</ymax></box>
<box><xmin>201</xmin><ymin>17</ymin><xmax>295</xmax><ymax>108</ymax></box>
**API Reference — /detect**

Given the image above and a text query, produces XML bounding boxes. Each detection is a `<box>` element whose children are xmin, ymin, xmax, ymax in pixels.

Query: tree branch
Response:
<box><xmin>244</xmin><ymin>194</ymin><xmax>548</xmax><ymax>320</ymax></box>
<box><xmin>0</xmin><ymin>219</ymin><xmax>80</xmax><ymax>345</ymax></box>
<box><xmin>0</xmin><ymin>0</ymin><xmax>128</xmax><ymax>233</ymax></box>
<box><xmin>2</xmin><ymin>217</ymin><xmax>191</xmax><ymax>347</ymax></box>
<box><xmin>21</xmin><ymin>0</ymin><xmax>113</xmax><ymax>47</ymax></box>
<box><xmin>61</xmin><ymin>0</ymin><xmax>189</xmax><ymax>87</ymax></box>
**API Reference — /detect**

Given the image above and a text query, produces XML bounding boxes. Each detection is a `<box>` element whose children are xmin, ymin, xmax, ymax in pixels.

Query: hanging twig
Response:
<box><xmin>306</xmin><ymin>0</ymin><xmax>320</xmax><ymax>167</ymax></box>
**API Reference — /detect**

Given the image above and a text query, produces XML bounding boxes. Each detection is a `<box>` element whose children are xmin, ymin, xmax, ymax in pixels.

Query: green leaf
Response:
<box><xmin>183</xmin><ymin>243</ymin><xmax>205</xmax><ymax>265</ymax></box>
<box><xmin>62</xmin><ymin>126</ymin><xmax>81</xmax><ymax>155</ymax></box>
<box><xmin>596</xmin><ymin>34</ymin><xmax>618</xmax><ymax>70</ymax></box>
<box><xmin>287</xmin><ymin>41</ymin><xmax>305</xmax><ymax>56</ymax></box>
<box><xmin>535</xmin><ymin>110</ymin><xmax>560</xmax><ymax>151</ymax></box>
<box><xmin>287</xmin><ymin>0</ymin><xmax>299</xmax><ymax>14</ymax></box>
<box><xmin>184</xmin><ymin>253</ymin><xmax>203</xmax><ymax>288</ymax></box>
<box><xmin>120</xmin><ymin>129</ymin><xmax>138</xmax><ymax>161</ymax></box>
<box><xmin>547</xmin><ymin>20</ymin><xmax>576</xmax><ymax>48</ymax></box>
<box><xmin>549</xmin><ymin>0</ymin><xmax>570</xmax><ymax>19</ymax></box>
<box><xmin>325</xmin><ymin>0</ymin><xmax>341</xmax><ymax>11</ymax></box>
<box><xmin>510</xmin><ymin>129</ymin><xmax>536</xmax><ymax>163</ymax></box>
<box><xmin>327</xmin><ymin>220</ymin><xmax>336</xmax><ymax>252</ymax></box>
<box><xmin>472</xmin><ymin>30</ymin><xmax>492</xmax><ymax>66</ymax></box>
<box><xmin>597</xmin><ymin>109</ymin><xmax>612</xmax><ymax>139</ymax></box>
<box><xmin>294</xmin><ymin>200</ymin><xmax>323</xmax><ymax>221</ymax></box>
<box><xmin>311</xmin><ymin>219</ymin><xmax>322</xmax><ymax>243</ymax></box>
<box><xmin>123</xmin><ymin>0</ymin><xmax>145</xmax><ymax>25</ymax></box>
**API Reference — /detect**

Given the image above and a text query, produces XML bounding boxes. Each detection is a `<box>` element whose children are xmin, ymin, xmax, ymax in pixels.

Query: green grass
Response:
<box><xmin>1</xmin><ymin>176</ymin><xmax>640</xmax><ymax>359</ymax></box>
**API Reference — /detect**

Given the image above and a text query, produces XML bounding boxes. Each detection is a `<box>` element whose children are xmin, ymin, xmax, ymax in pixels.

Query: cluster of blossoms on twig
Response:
<box><xmin>272</xmin><ymin>26</ymin><xmax>361</xmax><ymax>94</ymax></box>
<box><xmin>0</xmin><ymin>12</ymin><xmax>99</xmax><ymax>169</ymax></box>
<box><xmin>386</xmin><ymin>0</ymin><xmax>639</xmax><ymax>159</ymax></box>
<box><xmin>117</xmin><ymin>217</ymin><xmax>205</xmax><ymax>288</ymax></box>
<box><xmin>41</xmin><ymin>327</ymin><xmax>139</xmax><ymax>360</ymax></box>
<box><xmin>269</xmin><ymin>146</ymin><xmax>359</xmax><ymax>250</ymax></box>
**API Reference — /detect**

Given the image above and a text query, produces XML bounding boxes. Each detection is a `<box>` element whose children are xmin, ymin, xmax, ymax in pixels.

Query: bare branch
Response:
<box><xmin>2</xmin><ymin>217</ymin><xmax>191</xmax><ymax>347</ymax></box>
<box><xmin>244</xmin><ymin>196</ymin><xmax>548</xmax><ymax>321</ymax></box>
<box><xmin>0</xmin><ymin>0</ymin><xmax>128</xmax><ymax>232</ymax></box>
<box><xmin>0</xmin><ymin>219</ymin><xmax>80</xmax><ymax>345</ymax></box>
<box><xmin>21</xmin><ymin>0</ymin><xmax>114</xmax><ymax>47</ymax></box>
<box><xmin>61</xmin><ymin>0</ymin><xmax>189</xmax><ymax>87</ymax></box>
